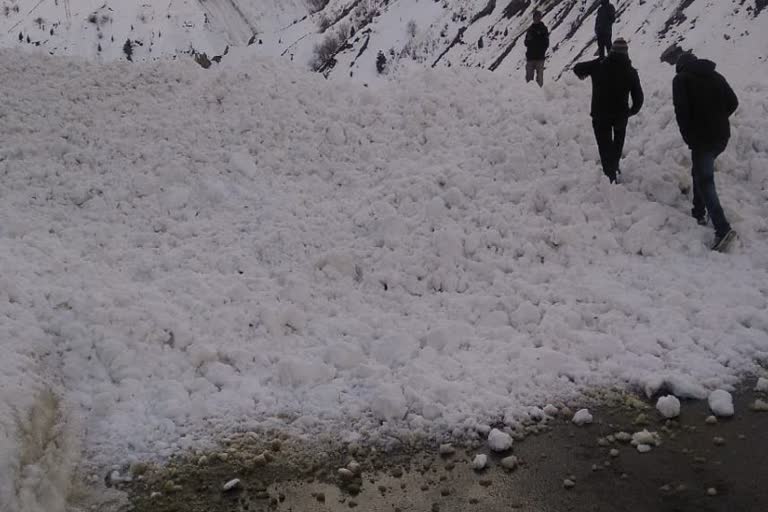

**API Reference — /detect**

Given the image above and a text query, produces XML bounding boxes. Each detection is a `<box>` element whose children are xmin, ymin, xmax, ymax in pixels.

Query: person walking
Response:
<box><xmin>573</xmin><ymin>38</ymin><xmax>643</xmax><ymax>184</ymax></box>
<box><xmin>595</xmin><ymin>0</ymin><xmax>616</xmax><ymax>59</ymax></box>
<box><xmin>524</xmin><ymin>10</ymin><xmax>549</xmax><ymax>87</ymax></box>
<box><xmin>673</xmin><ymin>52</ymin><xmax>738</xmax><ymax>251</ymax></box>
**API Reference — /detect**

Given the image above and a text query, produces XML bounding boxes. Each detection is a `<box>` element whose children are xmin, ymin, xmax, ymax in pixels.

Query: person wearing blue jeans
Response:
<box><xmin>673</xmin><ymin>52</ymin><xmax>738</xmax><ymax>251</ymax></box>
<box><xmin>691</xmin><ymin>150</ymin><xmax>730</xmax><ymax>237</ymax></box>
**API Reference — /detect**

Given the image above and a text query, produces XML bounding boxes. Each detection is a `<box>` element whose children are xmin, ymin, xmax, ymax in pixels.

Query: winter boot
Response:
<box><xmin>711</xmin><ymin>229</ymin><xmax>737</xmax><ymax>252</ymax></box>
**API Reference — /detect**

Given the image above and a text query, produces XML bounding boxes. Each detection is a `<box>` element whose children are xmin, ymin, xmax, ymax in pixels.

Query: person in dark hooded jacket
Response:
<box><xmin>524</xmin><ymin>10</ymin><xmax>549</xmax><ymax>87</ymax></box>
<box><xmin>595</xmin><ymin>0</ymin><xmax>616</xmax><ymax>58</ymax></box>
<box><xmin>673</xmin><ymin>52</ymin><xmax>739</xmax><ymax>251</ymax></box>
<box><xmin>573</xmin><ymin>38</ymin><xmax>643</xmax><ymax>183</ymax></box>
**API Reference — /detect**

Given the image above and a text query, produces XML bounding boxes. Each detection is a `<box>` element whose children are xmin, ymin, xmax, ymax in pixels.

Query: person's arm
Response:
<box><xmin>524</xmin><ymin>27</ymin><xmax>531</xmax><ymax>47</ymax></box>
<box><xmin>573</xmin><ymin>59</ymin><xmax>598</xmax><ymax>80</ymax></box>
<box><xmin>672</xmin><ymin>75</ymin><xmax>692</xmax><ymax>146</ymax></box>
<box><xmin>544</xmin><ymin>27</ymin><xmax>550</xmax><ymax>51</ymax></box>
<box><xmin>629</xmin><ymin>70</ymin><xmax>644</xmax><ymax>116</ymax></box>
<box><xmin>721</xmin><ymin>75</ymin><xmax>739</xmax><ymax>116</ymax></box>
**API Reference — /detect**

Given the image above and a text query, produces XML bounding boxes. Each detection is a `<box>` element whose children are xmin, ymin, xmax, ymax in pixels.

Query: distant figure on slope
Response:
<box><xmin>573</xmin><ymin>38</ymin><xmax>643</xmax><ymax>184</ymax></box>
<box><xmin>595</xmin><ymin>0</ymin><xmax>616</xmax><ymax>59</ymax></box>
<box><xmin>524</xmin><ymin>10</ymin><xmax>550</xmax><ymax>87</ymax></box>
<box><xmin>673</xmin><ymin>52</ymin><xmax>738</xmax><ymax>252</ymax></box>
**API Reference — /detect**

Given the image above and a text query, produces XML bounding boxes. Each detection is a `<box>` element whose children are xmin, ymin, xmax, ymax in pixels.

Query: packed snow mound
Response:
<box><xmin>2</xmin><ymin>49</ymin><xmax>768</xmax><ymax>509</ymax></box>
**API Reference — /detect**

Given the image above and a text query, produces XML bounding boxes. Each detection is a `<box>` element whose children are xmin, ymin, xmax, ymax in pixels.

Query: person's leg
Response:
<box><xmin>690</xmin><ymin>159</ymin><xmax>706</xmax><ymax>221</ymax></box>
<box><xmin>535</xmin><ymin>60</ymin><xmax>545</xmax><ymax>87</ymax></box>
<box><xmin>525</xmin><ymin>60</ymin><xmax>535</xmax><ymax>83</ymax></box>
<box><xmin>592</xmin><ymin>119</ymin><xmax>616</xmax><ymax>182</ymax></box>
<box><xmin>612</xmin><ymin>117</ymin><xmax>628</xmax><ymax>174</ymax></box>
<box><xmin>692</xmin><ymin>149</ymin><xmax>731</xmax><ymax>236</ymax></box>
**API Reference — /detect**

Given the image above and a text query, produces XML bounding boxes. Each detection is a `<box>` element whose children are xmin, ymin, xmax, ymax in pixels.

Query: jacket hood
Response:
<box><xmin>677</xmin><ymin>56</ymin><xmax>717</xmax><ymax>75</ymax></box>
<box><xmin>606</xmin><ymin>52</ymin><xmax>631</xmax><ymax>67</ymax></box>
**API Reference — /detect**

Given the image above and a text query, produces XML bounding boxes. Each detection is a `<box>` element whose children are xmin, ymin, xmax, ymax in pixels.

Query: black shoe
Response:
<box><xmin>711</xmin><ymin>229</ymin><xmax>737</xmax><ymax>252</ymax></box>
<box><xmin>695</xmin><ymin>216</ymin><xmax>707</xmax><ymax>226</ymax></box>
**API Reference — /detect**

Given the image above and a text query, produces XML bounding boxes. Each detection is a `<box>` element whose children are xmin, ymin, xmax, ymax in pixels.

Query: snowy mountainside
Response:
<box><xmin>303</xmin><ymin>0</ymin><xmax>768</xmax><ymax>81</ymax></box>
<box><xmin>0</xmin><ymin>0</ymin><xmax>308</xmax><ymax>61</ymax></box>
<box><xmin>2</xmin><ymin>1</ymin><xmax>765</xmax><ymax>77</ymax></box>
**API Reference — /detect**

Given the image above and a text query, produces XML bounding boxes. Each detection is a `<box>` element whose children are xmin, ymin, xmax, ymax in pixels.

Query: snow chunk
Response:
<box><xmin>543</xmin><ymin>404</ymin><xmax>558</xmax><ymax>416</ymax></box>
<box><xmin>636</xmin><ymin>444</ymin><xmax>652</xmax><ymax>453</ymax></box>
<box><xmin>708</xmin><ymin>390</ymin><xmax>734</xmax><ymax>417</ymax></box>
<box><xmin>572</xmin><ymin>409</ymin><xmax>593</xmax><ymax>426</ymax></box>
<box><xmin>755</xmin><ymin>378</ymin><xmax>768</xmax><ymax>392</ymax></box>
<box><xmin>487</xmin><ymin>428</ymin><xmax>513</xmax><ymax>452</ymax></box>
<box><xmin>500</xmin><ymin>455</ymin><xmax>518</xmax><ymax>470</ymax></box>
<box><xmin>655</xmin><ymin>395</ymin><xmax>681</xmax><ymax>419</ymax></box>
<box><xmin>631</xmin><ymin>430</ymin><xmax>661</xmax><ymax>448</ymax></box>
<box><xmin>471</xmin><ymin>454</ymin><xmax>488</xmax><ymax>471</ymax></box>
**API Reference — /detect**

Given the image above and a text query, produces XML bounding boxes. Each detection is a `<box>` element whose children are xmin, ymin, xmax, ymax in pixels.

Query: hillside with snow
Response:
<box><xmin>2</xmin><ymin>1</ymin><xmax>767</xmax><ymax>77</ymax></box>
<box><xmin>2</xmin><ymin>46</ymin><xmax>768</xmax><ymax>511</ymax></box>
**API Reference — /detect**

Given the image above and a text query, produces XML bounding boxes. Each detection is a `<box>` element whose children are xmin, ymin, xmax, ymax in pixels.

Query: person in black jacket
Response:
<box><xmin>673</xmin><ymin>52</ymin><xmax>738</xmax><ymax>251</ymax></box>
<box><xmin>573</xmin><ymin>38</ymin><xmax>643</xmax><ymax>183</ymax></box>
<box><xmin>524</xmin><ymin>10</ymin><xmax>549</xmax><ymax>87</ymax></box>
<box><xmin>595</xmin><ymin>0</ymin><xmax>616</xmax><ymax>58</ymax></box>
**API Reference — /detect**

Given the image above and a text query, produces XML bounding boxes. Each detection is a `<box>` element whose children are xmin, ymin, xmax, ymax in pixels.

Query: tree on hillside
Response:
<box><xmin>123</xmin><ymin>39</ymin><xmax>133</xmax><ymax>61</ymax></box>
<box><xmin>376</xmin><ymin>50</ymin><xmax>387</xmax><ymax>74</ymax></box>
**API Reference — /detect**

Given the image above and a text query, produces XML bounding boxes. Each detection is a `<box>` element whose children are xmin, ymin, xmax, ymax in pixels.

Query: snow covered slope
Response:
<box><xmin>0</xmin><ymin>0</ymin><xmax>308</xmax><ymax>61</ymax></box>
<box><xmin>2</xmin><ymin>48</ymin><xmax>768</xmax><ymax>511</ymax></box>
<box><xmin>3</xmin><ymin>1</ymin><xmax>765</xmax><ymax>78</ymax></box>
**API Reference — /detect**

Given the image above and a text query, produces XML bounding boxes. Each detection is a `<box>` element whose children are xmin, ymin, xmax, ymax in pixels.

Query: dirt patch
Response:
<box><xmin>112</xmin><ymin>384</ymin><xmax>768</xmax><ymax>512</ymax></box>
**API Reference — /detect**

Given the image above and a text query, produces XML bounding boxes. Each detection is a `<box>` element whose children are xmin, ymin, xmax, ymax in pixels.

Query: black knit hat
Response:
<box><xmin>611</xmin><ymin>38</ymin><xmax>629</xmax><ymax>55</ymax></box>
<box><xmin>676</xmin><ymin>52</ymin><xmax>697</xmax><ymax>72</ymax></box>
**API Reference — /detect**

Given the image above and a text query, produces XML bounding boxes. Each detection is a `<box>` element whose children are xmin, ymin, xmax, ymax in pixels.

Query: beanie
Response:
<box><xmin>611</xmin><ymin>38</ymin><xmax>629</xmax><ymax>55</ymax></box>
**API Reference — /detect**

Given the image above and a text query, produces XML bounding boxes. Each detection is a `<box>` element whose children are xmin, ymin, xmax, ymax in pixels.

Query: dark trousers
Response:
<box><xmin>691</xmin><ymin>149</ymin><xmax>731</xmax><ymax>237</ymax></box>
<box><xmin>597</xmin><ymin>31</ymin><xmax>612</xmax><ymax>58</ymax></box>
<box><xmin>592</xmin><ymin>117</ymin><xmax>627</xmax><ymax>182</ymax></box>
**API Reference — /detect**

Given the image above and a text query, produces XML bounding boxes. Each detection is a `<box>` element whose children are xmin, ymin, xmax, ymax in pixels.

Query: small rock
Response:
<box><xmin>347</xmin><ymin>461</ymin><xmax>362</xmax><ymax>475</ymax></box>
<box><xmin>149</xmin><ymin>491</ymin><xmax>161</xmax><ymax>499</ymax></box>
<box><xmin>634</xmin><ymin>413</ymin><xmax>650</xmax><ymax>425</ymax></box>
<box><xmin>609</xmin><ymin>448</ymin><xmax>620</xmax><ymax>458</ymax></box>
<box><xmin>488</xmin><ymin>429</ymin><xmax>513</xmax><ymax>452</ymax></box>
<box><xmin>197</xmin><ymin>455</ymin><xmax>209</xmax><ymax>466</ymax></box>
<box><xmin>222</xmin><ymin>479</ymin><xmax>241</xmax><ymax>492</ymax></box>
<box><xmin>751</xmin><ymin>399</ymin><xmax>768</xmax><ymax>412</ymax></box>
<box><xmin>597</xmin><ymin>437</ymin><xmax>610</xmax><ymax>447</ymax></box>
<box><xmin>707</xmin><ymin>487</ymin><xmax>718</xmax><ymax>496</ymax></box>
<box><xmin>755</xmin><ymin>377</ymin><xmax>768</xmax><ymax>392</ymax></box>
<box><xmin>713</xmin><ymin>436</ymin><xmax>725</xmax><ymax>446</ymax></box>
<box><xmin>338</xmin><ymin>468</ymin><xmax>355</xmax><ymax>480</ymax></box>
<box><xmin>705</xmin><ymin>415</ymin><xmax>718</xmax><ymax>425</ymax></box>
<box><xmin>440</xmin><ymin>488</ymin><xmax>451</xmax><ymax>496</ymax></box>
<box><xmin>572</xmin><ymin>409</ymin><xmax>593</xmax><ymax>426</ymax></box>
<box><xmin>431</xmin><ymin>504</ymin><xmax>440</xmax><ymax>512</ymax></box>
<box><xmin>252</xmin><ymin>453</ymin><xmax>267</xmax><ymax>466</ymax></box>
<box><xmin>391</xmin><ymin>467</ymin><xmax>404</xmax><ymax>478</ymax></box>
<box><xmin>500</xmin><ymin>455</ymin><xmax>519</xmax><ymax>470</ymax></box>
<box><xmin>614</xmin><ymin>431</ymin><xmax>632</xmax><ymax>443</ymax></box>
<box><xmin>544</xmin><ymin>404</ymin><xmax>559</xmax><ymax>416</ymax></box>
<box><xmin>316</xmin><ymin>492</ymin><xmax>326</xmax><ymax>503</ymax></box>
<box><xmin>563</xmin><ymin>479</ymin><xmax>576</xmax><ymax>489</ymax></box>
<box><xmin>471</xmin><ymin>454</ymin><xmax>488</xmax><ymax>471</ymax></box>
<box><xmin>479</xmin><ymin>479</ymin><xmax>492</xmax><ymax>487</ymax></box>
<box><xmin>348</xmin><ymin>500</ymin><xmax>358</xmax><ymax>508</ymax></box>
<box><xmin>439</xmin><ymin>444</ymin><xmax>455</xmax><ymax>456</ymax></box>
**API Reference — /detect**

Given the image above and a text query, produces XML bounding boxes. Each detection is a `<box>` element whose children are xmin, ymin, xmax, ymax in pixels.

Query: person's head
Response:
<box><xmin>676</xmin><ymin>51</ymin><xmax>697</xmax><ymax>73</ymax></box>
<box><xmin>601</xmin><ymin>0</ymin><xmax>610</xmax><ymax>5</ymax></box>
<box><xmin>611</xmin><ymin>38</ymin><xmax>629</xmax><ymax>56</ymax></box>
<box><xmin>533</xmin><ymin>10</ymin><xmax>542</xmax><ymax>22</ymax></box>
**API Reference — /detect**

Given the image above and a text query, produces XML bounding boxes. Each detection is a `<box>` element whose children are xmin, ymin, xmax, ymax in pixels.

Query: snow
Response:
<box><xmin>655</xmin><ymin>395</ymin><xmax>681</xmax><ymax>419</ymax></box>
<box><xmin>631</xmin><ymin>430</ymin><xmax>661</xmax><ymax>448</ymax></box>
<box><xmin>471</xmin><ymin>453</ymin><xmax>488</xmax><ymax>470</ymax></box>
<box><xmin>1</xmin><ymin>42</ymin><xmax>768</xmax><ymax>511</ymax></box>
<box><xmin>487</xmin><ymin>429</ymin><xmax>513</xmax><ymax>452</ymax></box>
<box><xmin>572</xmin><ymin>409</ymin><xmax>594</xmax><ymax>426</ymax></box>
<box><xmin>756</xmin><ymin>378</ymin><xmax>768</xmax><ymax>392</ymax></box>
<box><xmin>708</xmin><ymin>390</ymin><xmax>735</xmax><ymax>417</ymax></box>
